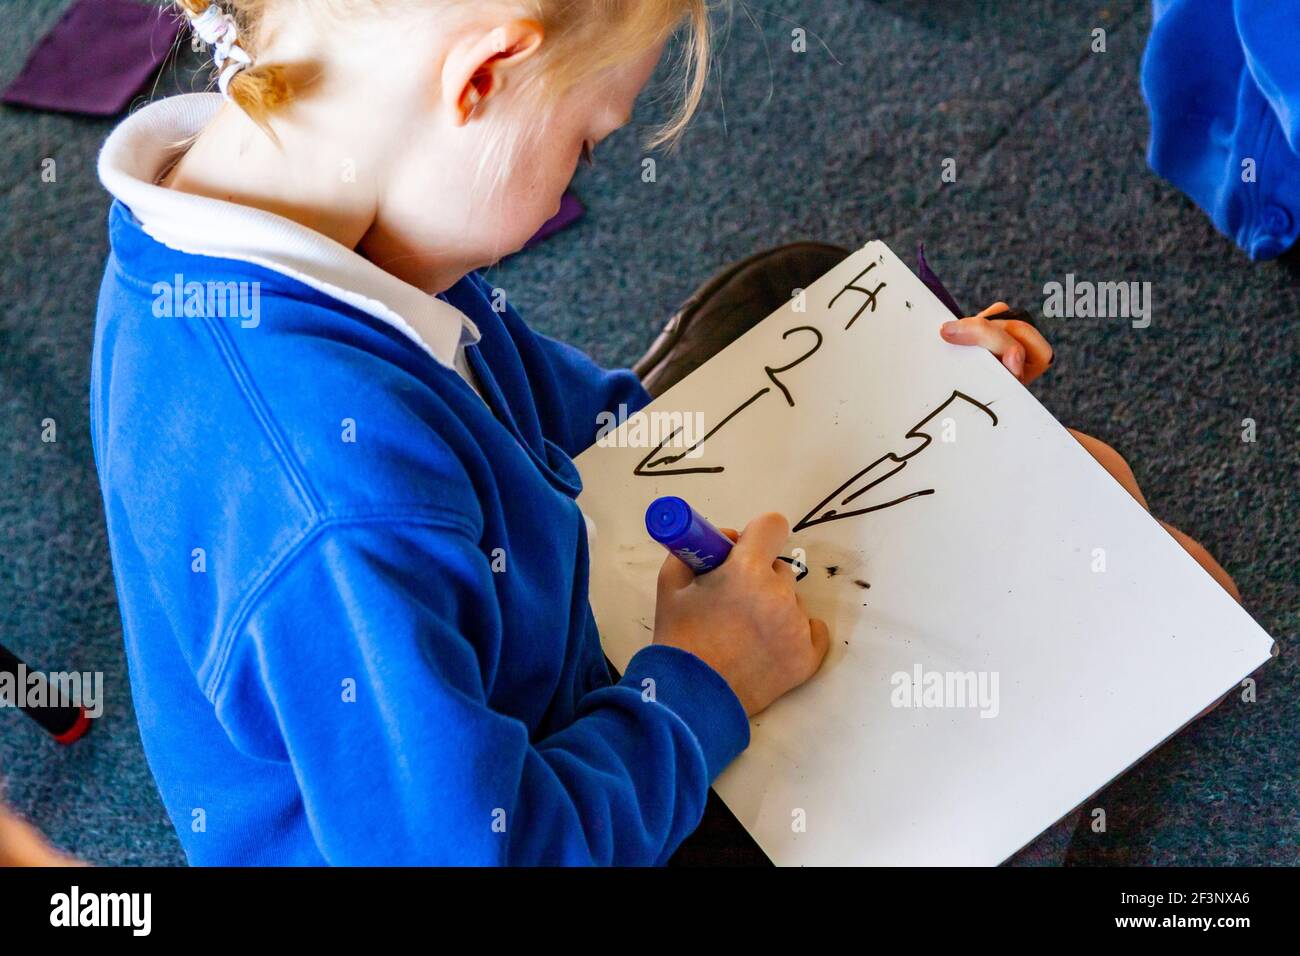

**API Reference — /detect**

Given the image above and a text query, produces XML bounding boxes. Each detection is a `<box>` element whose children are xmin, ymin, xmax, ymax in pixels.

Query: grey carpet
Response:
<box><xmin>1</xmin><ymin>1</ymin><xmax>1295</xmax><ymax>866</ymax></box>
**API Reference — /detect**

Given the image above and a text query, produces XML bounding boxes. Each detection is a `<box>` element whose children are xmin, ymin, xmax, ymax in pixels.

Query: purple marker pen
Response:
<box><xmin>645</xmin><ymin>496</ymin><xmax>733</xmax><ymax>573</ymax></box>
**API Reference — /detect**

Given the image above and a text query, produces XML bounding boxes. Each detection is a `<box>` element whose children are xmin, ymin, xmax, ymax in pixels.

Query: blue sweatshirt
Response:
<box><xmin>1142</xmin><ymin>0</ymin><xmax>1300</xmax><ymax>260</ymax></box>
<box><xmin>91</xmin><ymin>201</ymin><xmax>751</xmax><ymax>865</ymax></box>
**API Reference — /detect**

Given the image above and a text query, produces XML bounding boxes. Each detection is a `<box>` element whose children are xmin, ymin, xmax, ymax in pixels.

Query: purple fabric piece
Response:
<box><xmin>2</xmin><ymin>0</ymin><xmax>182</xmax><ymax>116</ymax></box>
<box><xmin>916</xmin><ymin>242</ymin><xmax>964</xmax><ymax>319</ymax></box>
<box><xmin>523</xmin><ymin>191</ymin><xmax>584</xmax><ymax>249</ymax></box>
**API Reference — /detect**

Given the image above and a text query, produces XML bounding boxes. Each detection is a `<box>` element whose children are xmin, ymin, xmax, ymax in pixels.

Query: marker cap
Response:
<box><xmin>645</xmin><ymin>496</ymin><xmax>693</xmax><ymax>545</ymax></box>
<box><xmin>645</xmin><ymin>496</ymin><xmax>734</xmax><ymax>574</ymax></box>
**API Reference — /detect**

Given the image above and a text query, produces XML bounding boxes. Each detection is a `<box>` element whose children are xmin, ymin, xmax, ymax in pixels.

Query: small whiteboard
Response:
<box><xmin>574</xmin><ymin>241</ymin><xmax>1276</xmax><ymax>866</ymax></box>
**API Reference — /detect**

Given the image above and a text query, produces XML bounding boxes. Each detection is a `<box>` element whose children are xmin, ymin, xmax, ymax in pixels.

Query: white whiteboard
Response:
<box><xmin>575</xmin><ymin>241</ymin><xmax>1276</xmax><ymax>866</ymax></box>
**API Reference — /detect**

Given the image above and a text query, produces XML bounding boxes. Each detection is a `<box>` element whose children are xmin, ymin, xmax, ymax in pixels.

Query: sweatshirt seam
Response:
<box><xmin>202</xmin><ymin>509</ymin><xmax>482</xmax><ymax>702</ymax></box>
<box><xmin>202</xmin><ymin>318</ymin><xmax>325</xmax><ymax>520</ymax></box>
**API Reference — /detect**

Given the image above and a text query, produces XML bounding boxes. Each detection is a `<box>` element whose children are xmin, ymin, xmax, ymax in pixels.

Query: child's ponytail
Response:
<box><xmin>175</xmin><ymin>1</ymin><xmax>292</xmax><ymax>133</ymax></box>
<box><xmin>170</xmin><ymin>1</ymin><xmax>717</xmax><ymax>150</ymax></box>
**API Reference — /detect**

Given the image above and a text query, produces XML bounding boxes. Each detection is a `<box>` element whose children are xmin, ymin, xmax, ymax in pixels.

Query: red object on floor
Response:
<box><xmin>53</xmin><ymin>707</ymin><xmax>93</xmax><ymax>746</ymax></box>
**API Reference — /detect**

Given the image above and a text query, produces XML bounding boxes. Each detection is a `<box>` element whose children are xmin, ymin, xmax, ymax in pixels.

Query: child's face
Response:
<box><xmin>498</xmin><ymin>42</ymin><xmax>667</xmax><ymax>250</ymax></box>
<box><xmin>366</xmin><ymin>39</ymin><xmax>666</xmax><ymax>291</ymax></box>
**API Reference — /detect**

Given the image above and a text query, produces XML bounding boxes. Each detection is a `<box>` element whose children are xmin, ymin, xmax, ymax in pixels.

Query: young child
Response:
<box><xmin>93</xmin><ymin>0</ymin><xmax>1238</xmax><ymax>865</ymax></box>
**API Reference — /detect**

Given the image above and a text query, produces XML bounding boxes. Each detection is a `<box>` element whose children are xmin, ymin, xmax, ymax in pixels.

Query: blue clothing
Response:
<box><xmin>91</xmin><ymin>202</ymin><xmax>750</xmax><ymax>865</ymax></box>
<box><xmin>1142</xmin><ymin>0</ymin><xmax>1300</xmax><ymax>259</ymax></box>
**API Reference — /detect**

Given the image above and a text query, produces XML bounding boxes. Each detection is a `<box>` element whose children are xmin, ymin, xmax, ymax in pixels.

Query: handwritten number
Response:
<box><xmin>631</xmin><ymin>256</ymin><xmax>896</xmax><ymax>479</ymax></box>
<box><xmin>765</xmin><ymin>325</ymin><xmax>823</xmax><ymax>406</ymax></box>
<box><xmin>633</xmin><ymin>324</ymin><xmax>825</xmax><ymax>476</ymax></box>
<box><xmin>828</xmin><ymin>263</ymin><xmax>887</xmax><ymax>330</ymax></box>
<box><xmin>792</xmin><ymin>390</ymin><xmax>997</xmax><ymax>532</ymax></box>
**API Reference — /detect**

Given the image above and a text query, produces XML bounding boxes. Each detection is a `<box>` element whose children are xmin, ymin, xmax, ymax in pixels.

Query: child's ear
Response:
<box><xmin>442</xmin><ymin>19</ymin><xmax>545</xmax><ymax>126</ymax></box>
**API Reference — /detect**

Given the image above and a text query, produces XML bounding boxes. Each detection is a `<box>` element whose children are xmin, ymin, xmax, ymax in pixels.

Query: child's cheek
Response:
<box><xmin>515</xmin><ymin>150</ymin><xmax>572</xmax><ymax>235</ymax></box>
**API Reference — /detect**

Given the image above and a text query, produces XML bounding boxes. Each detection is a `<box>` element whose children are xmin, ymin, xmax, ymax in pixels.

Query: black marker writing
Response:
<box><xmin>828</xmin><ymin>262</ymin><xmax>887</xmax><ymax>330</ymax></box>
<box><xmin>634</xmin><ymin>325</ymin><xmax>823</xmax><ymax>476</ymax></box>
<box><xmin>793</xmin><ymin>390</ymin><xmax>997</xmax><ymax>532</ymax></box>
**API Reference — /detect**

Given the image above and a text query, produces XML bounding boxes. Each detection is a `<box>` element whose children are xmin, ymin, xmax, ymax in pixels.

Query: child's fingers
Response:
<box><xmin>974</xmin><ymin>301</ymin><xmax>1013</xmax><ymax>320</ymax></box>
<box><xmin>774</xmin><ymin>557</ymin><xmax>798</xmax><ymax>584</ymax></box>
<box><xmin>806</xmin><ymin>617</ymin><xmax>831</xmax><ymax>676</ymax></box>
<box><xmin>657</xmin><ymin>552</ymin><xmax>697</xmax><ymax>591</ymax></box>
<box><xmin>793</xmin><ymin>594</ymin><xmax>831</xmax><ymax>674</ymax></box>
<box><xmin>733</xmin><ymin>512</ymin><xmax>791</xmax><ymax>568</ymax></box>
<box><xmin>939</xmin><ymin>316</ymin><xmax>1026</xmax><ymax>378</ymax></box>
<box><xmin>657</xmin><ymin>526</ymin><xmax>741</xmax><ymax>591</ymax></box>
<box><xmin>988</xmin><ymin>315</ymin><xmax>1053</xmax><ymax>383</ymax></box>
<box><xmin>939</xmin><ymin>316</ymin><xmax>1013</xmax><ymax>349</ymax></box>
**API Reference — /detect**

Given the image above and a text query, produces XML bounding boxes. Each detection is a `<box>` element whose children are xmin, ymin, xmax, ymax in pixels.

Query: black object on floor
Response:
<box><xmin>0</xmin><ymin>643</ymin><xmax>92</xmax><ymax>744</ymax></box>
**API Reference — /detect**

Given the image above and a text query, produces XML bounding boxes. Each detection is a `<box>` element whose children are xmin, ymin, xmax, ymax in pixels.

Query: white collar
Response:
<box><xmin>97</xmin><ymin>93</ymin><xmax>480</xmax><ymax>371</ymax></box>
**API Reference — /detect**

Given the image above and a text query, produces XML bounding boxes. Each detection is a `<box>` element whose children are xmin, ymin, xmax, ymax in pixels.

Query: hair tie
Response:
<box><xmin>190</xmin><ymin>5</ymin><xmax>253</xmax><ymax>100</ymax></box>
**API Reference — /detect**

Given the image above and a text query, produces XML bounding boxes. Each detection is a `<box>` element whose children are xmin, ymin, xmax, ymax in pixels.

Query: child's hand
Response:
<box><xmin>939</xmin><ymin>302</ymin><xmax>1054</xmax><ymax>385</ymax></box>
<box><xmin>652</xmin><ymin>512</ymin><xmax>830</xmax><ymax>717</ymax></box>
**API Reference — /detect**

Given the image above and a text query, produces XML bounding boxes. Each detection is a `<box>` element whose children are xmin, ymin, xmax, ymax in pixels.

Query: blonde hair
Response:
<box><xmin>174</xmin><ymin>0</ymin><xmax>717</xmax><ymax>150</ymax></box>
